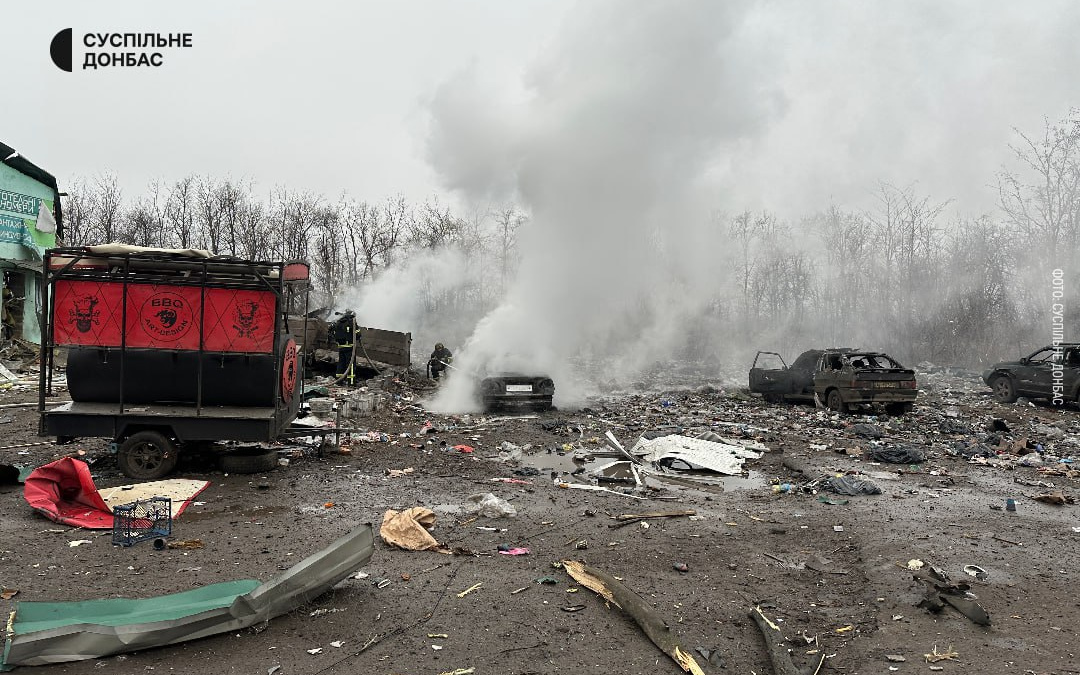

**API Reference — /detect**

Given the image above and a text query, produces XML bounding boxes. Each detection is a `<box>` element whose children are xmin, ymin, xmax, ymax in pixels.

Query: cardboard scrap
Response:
<box><xmin>379</xmin><ymin>507</ymin><xmax>444</xmax><ymax>552</ymax></box>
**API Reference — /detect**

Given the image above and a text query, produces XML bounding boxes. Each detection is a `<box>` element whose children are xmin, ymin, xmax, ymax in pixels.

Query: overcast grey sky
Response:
<box><xmin>6</xmin><ymin>0</ymin><xmax>1080</xmax><ymax>217</ymax></box>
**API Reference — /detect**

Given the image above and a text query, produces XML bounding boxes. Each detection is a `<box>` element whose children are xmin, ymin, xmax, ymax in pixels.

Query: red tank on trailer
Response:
<box><xmin>39</xmin><ymin>246</ymin><xmax>311</xmax><ymax>479</ymax></box>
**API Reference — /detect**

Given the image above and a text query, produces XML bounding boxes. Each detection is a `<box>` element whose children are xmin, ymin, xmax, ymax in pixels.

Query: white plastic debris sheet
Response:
<box><xmin>629</xmin><ymin>434</ymin><xmax>763</xmax><ymax>475</ymax></box>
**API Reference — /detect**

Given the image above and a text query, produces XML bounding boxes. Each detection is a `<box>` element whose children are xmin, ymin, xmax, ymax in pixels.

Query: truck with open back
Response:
<box><xmin>38</xmin><ymin>245</ymin><xmax>311</xmax><ymax>479</ymax></box>
<box><xmin>749</xmin><ymin>348</ymin><xmax>918</xmax><ymax>415</ymax></box>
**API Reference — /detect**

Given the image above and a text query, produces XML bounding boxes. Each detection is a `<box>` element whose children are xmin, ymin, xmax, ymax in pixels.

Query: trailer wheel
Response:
<box><xmin>117</xmin><ymin>431</ymin><xmax>179</xmax><ymax>480</ymax></box>
<box><xmin>221</xmin><ymin>448</ymin><xmax>279</xmax><ymax>474</ymax></box>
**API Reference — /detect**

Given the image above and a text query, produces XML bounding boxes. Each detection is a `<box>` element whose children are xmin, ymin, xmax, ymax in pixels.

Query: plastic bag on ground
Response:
<box><xmin>465</xmin><ymin>493</ymin><xmax>517</xmax><ymax>518</ymax></box>
<box><xmin>823</xmin><ymin>475</ymin><xmax>882</xmax><ymax>495</ymax></box>
<box><xmin>868</xmin><ymin>446</ymin><xmax>926</xmax><ymax>464</ymax></box>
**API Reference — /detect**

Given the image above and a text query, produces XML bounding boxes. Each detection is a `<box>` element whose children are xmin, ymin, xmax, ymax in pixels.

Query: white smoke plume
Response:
<box><xmin>418</xmin><ymin>0</ymin><xmax>1080</xmax><ymax>411</ymax></box>
<box><xmin>424</xmin><ymin>1</ymin><xmax>781</xmax><ymax>410</ymax></box>
<box><xmin>334</xmin><ymin>247</ymin><xmax>480</xmax><ymax>361</ymax></box>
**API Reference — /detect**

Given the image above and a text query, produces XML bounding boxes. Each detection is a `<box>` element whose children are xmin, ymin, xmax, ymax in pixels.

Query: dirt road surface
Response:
<box><xmin>2</xmin><ymin>367</ymin><xmax>1078</xmax><ymax>674</ymax></box>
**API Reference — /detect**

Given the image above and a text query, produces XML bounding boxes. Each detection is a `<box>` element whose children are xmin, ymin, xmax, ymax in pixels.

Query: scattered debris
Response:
<box><xmin>630</xmin><ymin>434</ymin><xmax>763</xmax><ymax>475</ymax></box>
<box><xmin>456</xmin><ymin>582</ymin><xmax>483</xmax><ymax>598</ymax></box>
<box><xmin>2</xmin><ymin>524</ymin><xmax>376</xmax><ymax>667</ymax></box>
<box><xmin>497</xmin><ymin>547</ymin><xmax>530</xmax><ymax>556</ymax></box>
<box><xmin>464</xmin><ymin>493</ymin><xmax>517</xmax><ymax>518</ymax></box>
<box><xmin>868</xmin><ymin>446</ymin><xmax>926</xmax><ymax>464</ymax></box>
<box><xmin>963</xmin><ymin>564</ymin><xmax>988</xmax><ymax>581</ymax></box>
<box><xmin>609</xmin><ymin>509</ymin><xmax>696</xmax><ymax>528</ymax></box>
<box><xmin>1032</xmin><ymin>490</ymin><xmax>1075</xmax><ymax>505</ymax></box>
<box><xmin>924</xmin><ymin>645</ymin><xmax>960</xmax><ymax>663</ymax></box>
<box><xmin>823</xmin><ymin>475</ymin><xmax>882</xmax><ymax>496</ymax></box>
<box><xmin>563</xmin><ymin>560</ymin><xmax>708</xmax><ymax>674</ymax></box>
<box><xmin>750</xmin><ymin>606</ymin><xmax>826</xmax><ymax>675</ymax></box>
<box><xmin>380</xmin><ymin>507</ymin><xmax>446</xmax><ymax>552</ymax></box>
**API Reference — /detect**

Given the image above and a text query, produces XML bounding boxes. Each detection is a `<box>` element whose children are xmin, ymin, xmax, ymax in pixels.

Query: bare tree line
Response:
<box><xmin>60</xmin><ymin>112</ymin><xmax>1080</xmax><ymax>367</ymax></box>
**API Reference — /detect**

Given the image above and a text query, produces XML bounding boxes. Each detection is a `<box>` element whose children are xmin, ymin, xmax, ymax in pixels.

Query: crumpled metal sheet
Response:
<box><xmin>631</xmin><ymin>435</ymin><xmax>763</xmax><ymax>475</ymax></box>
<box><xmin>3</xmin><ymin>524</ymin><xmax>374</xmax><ymax>667</ymax></box>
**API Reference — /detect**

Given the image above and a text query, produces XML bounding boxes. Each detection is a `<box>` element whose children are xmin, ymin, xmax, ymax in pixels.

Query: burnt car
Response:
<box><xmin>478</xmin><ymin>374</ymin><xmax>555</xmax><ymax>412</ymax></box>
<box><xmin>982</xmin><ymin>344</ymin><xmax>1080</xmax><ymax>404</ymax></box>
<box><xmin>749</xmin><ymin>348</ymin><xmax>918</xmax><ymax>415</ymax></box>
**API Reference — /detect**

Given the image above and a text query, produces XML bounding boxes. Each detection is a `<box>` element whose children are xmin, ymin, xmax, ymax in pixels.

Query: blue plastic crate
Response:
<box><xmin>112</xmin><ymin>497</ymin><xmax>172</xmax><ymax>547</ymax></box>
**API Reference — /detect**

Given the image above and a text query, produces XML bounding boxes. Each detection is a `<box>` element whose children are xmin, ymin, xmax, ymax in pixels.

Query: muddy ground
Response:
<box><xmin>1</xmin><ymin>366</ymin><xmax>1079</xmax><ymax>675</ymax></box>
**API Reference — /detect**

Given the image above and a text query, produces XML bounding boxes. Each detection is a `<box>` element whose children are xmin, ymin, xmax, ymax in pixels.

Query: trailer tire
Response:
<box><xmin>117</xmin><ymin>431</ymin><xmax>179</xmax><ymax>480</ymax></box>
<box><xmin>221</xmin><ymin>448</ymin><xmax>279</xmax><ymax>474</ymax></box>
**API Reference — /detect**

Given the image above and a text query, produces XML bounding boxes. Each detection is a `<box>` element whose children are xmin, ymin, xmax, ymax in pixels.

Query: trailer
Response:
<box><xmin>38</xmin><ymin>245</ymin><xmax>311</xmax><ymax>479</ymax></box>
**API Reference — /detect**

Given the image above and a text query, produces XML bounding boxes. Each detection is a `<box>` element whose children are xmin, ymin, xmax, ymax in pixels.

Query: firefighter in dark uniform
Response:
<box><xmin>334</xmin><ymin>309</ymin><xmax>357</xmax><ymax>385</ymax></box>
<box><xmin>428</xmin><ymin>342</ymin><xmax>453</xmax><ymax>380</ymax></box>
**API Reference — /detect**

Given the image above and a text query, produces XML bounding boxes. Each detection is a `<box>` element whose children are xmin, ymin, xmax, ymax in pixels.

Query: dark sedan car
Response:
<box><xmin>982</xmin><ymin>344</ymin><xmax>1080</xmax><ymax>404</ymax></box>
<box><xmin>477</xmin><ymin>374</ymin><xmax>555</xmax><ymax>412</ymax></box>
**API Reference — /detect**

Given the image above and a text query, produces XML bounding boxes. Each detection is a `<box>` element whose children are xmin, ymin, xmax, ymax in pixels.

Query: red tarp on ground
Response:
<box><xmin>22</xmin><ymin>458</ymin><xmax>113</xmax><ymax>528</ymax></box>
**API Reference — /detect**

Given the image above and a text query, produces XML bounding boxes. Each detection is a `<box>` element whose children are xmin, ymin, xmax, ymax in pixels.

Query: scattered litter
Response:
<box><xmin>924</xmin><ymin>645</ymin><xmax>959</xmax><ymax>663</ymax></box>
<box><xmin>1</xmin><ymin>588</ymin><xmax>18</xmax><ymax>600</ymax></box>
<box><xmin>817</xmin><ymin>495</ymin><xmax>849</xmax><ymax>506</ymax></box>
<box><xmin>673</xmin><ymin>562</ymin><xmax>689</xmax><ymax>573</ymax></box>
<box><xmin>330</xmin><ymin>641</ymin><xmax>344</xmax><ymax>648</ymax></box>
<box><xmin>562</xmin><ymin>605</ymin><xmax>586</xmax><ymax>612</ymax></box>
<box><xmin>464</xmin><ymin>493</ymin><xmax>517</xmax><ymax>518</ymax></box>
<box><xmin>963</xmin><ymin>564</ymin><xmax>988</xmax><ymax>581</ymax></box>
<box><xmin>497</xmin><ymin>547</ymin><xmax>530</xmax><ymax>556</ymax></box>
<box><xmin>1033</xmin><ymin>490</ymin><xmax>1075</xmax><ymax>505</ymax></box>
<box><xmin>563</xmin><ymin>560</ymin><xmax>708</xmax><ymax>674</ymax></box>
<box><xmin>456</xmin><ymin>582</ymin><xmax>483</xmax><ymax>598</ymax></box>
<box><xmin>4</xmin><ymin>525</ymin><xmax>375</xmax><ymax>667</ymax></box>
<box><xmin>851</xmin><ymin>423</ymin><xmax>883</xmax><ymax>439</ymax></box>
<box><xmin>166</xmin><ymin>539</ymin><xmax>204</xmax><ymax>550</ymax></box>
<box><xmin>309</xmin><ymin>608</ymin><xmax>346</xmax><ymax>617</ymax></box>
<box><xmin>534</xmin><ymin>577</ymin><xmax>558</xmax><ymax>585</ymax></box>
<box><xmin>885</xmin><ymin>654</ymin><xmax>906</xmax><ymax>662</ymax></box>
<box><xmin>436</xmin><ymin>669</ymin><xmax>475</xmax><ymax>675</ymax></box>
<box><xmin>306</xmin><ymin>648</ymin><xmax>323</xmax><ymax>655</ymax></box>
<box><xmin>380</xmin><ymin>507</ymin><xmax>446</xmax><ymax>552</ymax></box>
<box><xmin>630</xmin><ymin>434</ymin><xmax>763</xmax><ymax>475</ymax></box>
<box><xmin>833</xmin><ymin>525</ymin><xmax>844</xmax><ymax>532</ymax></box>
<box><xmin>268</xmin><ymin>666</ymin><xmax>280</xmax><ymax>675</ymax></box>
<box><xmin>452</xmin><ymin>445</ymin><xmax>474</xmax><ymax>453</ymax></box>
<box><xmin>387</xmin><ymin>467</ymin><xmax>415</xmax><ymax>478</ymax></box>
<box><xmin>428</xmin><ymin>633</ymin><xmax>449</xmax><ymax>638</ymax></box>
<box><xmin>868</xmin><ymin>446</ymin><xmax>926</xmax><ymax>464</ymax></box>
<box><xmin>68</xmin><ymin>540</ymin><xmax>92</xmax><ymax>547</ymax></box>
<box><xmin>823</xmin><ymin>475</ymin><xmax>882</xmax><ymax>496</ymax></box>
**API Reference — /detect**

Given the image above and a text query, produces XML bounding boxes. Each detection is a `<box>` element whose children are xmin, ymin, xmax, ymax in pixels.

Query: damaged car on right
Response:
<box><xmin>749</xmin><ymin>348</ymin><xmax>918</xmax><ymax>415</ymax></box>
<box><xmin>982</xmin><ymin>343</ymin><xmax>1080</xmax><ymax>405</ymax></box>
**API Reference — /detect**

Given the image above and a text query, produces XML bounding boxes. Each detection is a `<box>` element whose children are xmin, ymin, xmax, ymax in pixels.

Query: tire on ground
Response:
<box><xmin>117</xmin><ymin>430</ymin><xmax>180</xmax><ymax>480</ymax></box>
<box><xmin>220</xmin><ymin>448</ymin><xmax>279</xmax><ymax>474</ymax></box>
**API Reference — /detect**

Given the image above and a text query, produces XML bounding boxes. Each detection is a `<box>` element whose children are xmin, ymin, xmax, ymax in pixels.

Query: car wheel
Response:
<box><xmin>990</xmin><ymin>375</ymin><xmax>1018</xmax><ymax>403</ymax></box>
<box><xmin>826</xmin><ymin>389</ymin><xmax>848</xmax><ymax>414</ymax></box>
<box><xmin>117</xmin><ymin>431</ymin><xmax>179</xmax><ymax>480</ymax></box>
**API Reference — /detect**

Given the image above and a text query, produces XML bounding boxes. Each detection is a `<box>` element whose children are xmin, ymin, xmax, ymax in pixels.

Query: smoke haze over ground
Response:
<box><xmin>395</xmin><ymin>0</ymin><xmax>1080</xmax><ymax>410</ymax></box>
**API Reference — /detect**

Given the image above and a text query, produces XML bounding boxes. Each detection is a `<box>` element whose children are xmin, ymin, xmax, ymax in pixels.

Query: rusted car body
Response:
<box><xmin>749</xmin><ymin>348</ymin><xmax>918</xmax><ymax>414</ymax></box>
